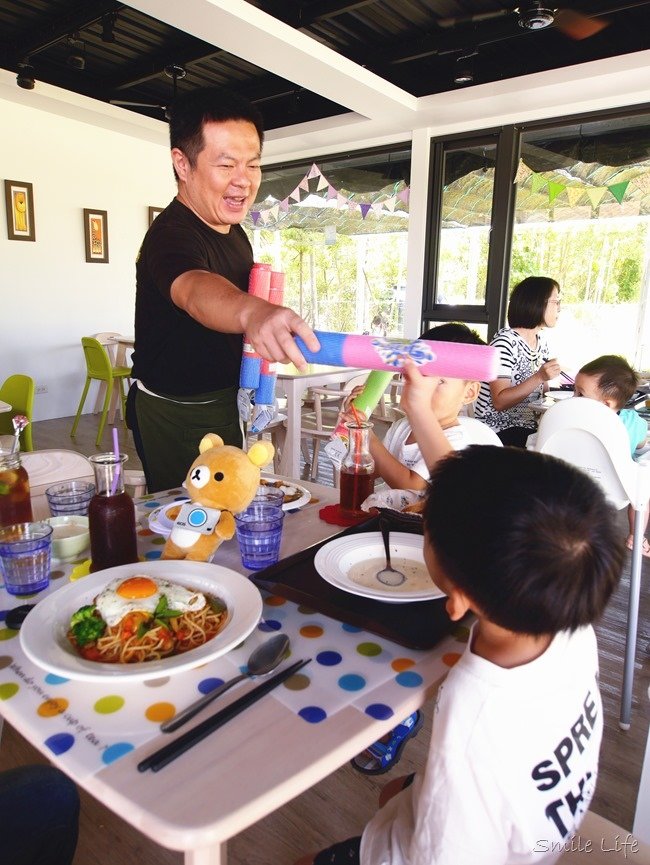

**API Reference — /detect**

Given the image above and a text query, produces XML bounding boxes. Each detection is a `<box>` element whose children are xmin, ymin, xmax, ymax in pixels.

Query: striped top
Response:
<box><xmin>475</xmin><ymin>327</ymin><xmax>548</xmax><ymax>432</ymax></box>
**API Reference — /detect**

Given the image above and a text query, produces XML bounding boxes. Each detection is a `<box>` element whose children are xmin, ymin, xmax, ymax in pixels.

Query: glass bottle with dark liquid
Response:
<box><xmin>88</xmin><ymin>452</ymin><xmax>138</xmax><ymax>571</ymax></box>
<box><xmin>0</xmin><ymin>434</ymin><xmax>33</xmax><ymax>527</ymax></box>
<box><xmin>339</xmin><ymin>422</ymin><xmax>374</xmax><ymax>516</ymax></box>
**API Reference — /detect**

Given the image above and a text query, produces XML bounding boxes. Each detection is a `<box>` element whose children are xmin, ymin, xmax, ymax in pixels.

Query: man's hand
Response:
<box><xmin>243</xmin><ymin>301</ymin><xmax>320</xmax><ymax>370</ymax></box>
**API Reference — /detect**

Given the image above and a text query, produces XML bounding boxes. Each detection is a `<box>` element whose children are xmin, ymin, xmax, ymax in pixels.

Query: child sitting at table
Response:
<box><xmin>296</xmin><ymin>445</ymin><xmax>624</xmax><ymax>865</ymax></box>
<box><xmin>342</xmin><ymin>322</ymin><xmax>488</xmax><ymax>514</ymax></box>
<box><xmin>574</xmin><ymin>354</ymin><xmax>649</xmax><ymax>556</ymax></box>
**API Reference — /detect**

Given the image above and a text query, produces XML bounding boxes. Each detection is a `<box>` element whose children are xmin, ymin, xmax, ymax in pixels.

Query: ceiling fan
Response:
<box><xmin>110</xmin><ymin>63</ymin><xmax>186</xmax><ymax>119</ymax></box>
<box><xmin>437</xmin><ymin>2</ymin><xmax>614</xmax><ymax>41</ymax></box>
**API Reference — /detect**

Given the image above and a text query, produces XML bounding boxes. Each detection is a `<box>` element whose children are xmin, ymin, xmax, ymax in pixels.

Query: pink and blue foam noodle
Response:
<box><xmin>294</xmin><ymin>330</ymin><xmax>500</xmax><ymax>381</ymax></box>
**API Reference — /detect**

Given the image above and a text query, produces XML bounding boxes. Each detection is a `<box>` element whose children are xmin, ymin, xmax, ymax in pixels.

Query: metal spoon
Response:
<box><xmin>375</xmin><ymin>519</ymin><xmax>406</xmax><ymax>587</ymax></box>
<box><xmin>161</xmin><ymin>633</ymin><xmax>290</xmax><ymax>733</ymax></box>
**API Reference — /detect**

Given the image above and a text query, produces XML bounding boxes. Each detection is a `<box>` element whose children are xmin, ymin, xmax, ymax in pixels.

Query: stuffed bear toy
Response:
<box><xmin>161</xmin><ymin>433</ymin><xmax>275</xmax><ymax>562</ymax></box>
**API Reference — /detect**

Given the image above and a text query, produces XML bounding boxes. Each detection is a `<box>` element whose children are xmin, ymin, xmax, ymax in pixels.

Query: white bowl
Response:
<box><xmin>46</xmin><ymin>515</ymin><xmax>90</xmax><ymax>561</ymax></box>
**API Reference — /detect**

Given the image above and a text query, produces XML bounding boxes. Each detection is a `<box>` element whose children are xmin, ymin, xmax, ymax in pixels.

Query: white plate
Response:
<box><xmin>259</xmin><ymin>476</ymin><xmax>311</xmax><ymax>511</ymax></box>
<box><xmin>19</xmin><ymin>560</ymin><xmax>263</xmax><ymax>682</ymax></box>
<box><xmin>548</xmin><ymin>390</ymin><xmax>575</xmax><ymax>401</ymax></box>
<box><xmin>314</xmin><ymin>532</ymin><xmax>444</xmax><ymax>604</ymax></box>
<box><xmin>146</xmin><ymin>499</ymin><xmax>190</xmax><ymax>536</ymax></box>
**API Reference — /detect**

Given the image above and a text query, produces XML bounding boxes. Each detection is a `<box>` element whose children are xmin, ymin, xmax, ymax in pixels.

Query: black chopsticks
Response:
<box><xmin>137</xmin><ymin>657</ymin><xmax>311</xmax><ymax>773</ymax></box>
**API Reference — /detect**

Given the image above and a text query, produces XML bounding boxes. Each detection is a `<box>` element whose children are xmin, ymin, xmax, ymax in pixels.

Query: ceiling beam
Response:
<box><xmin>127</xmin><ymin>0</ymin><xmax>418</xmax><ymax>122</ymax></box>
<box><xmin>10</xmin><ymin>1</ymin><xmax>124</xmax><ymax>61</ymax></box>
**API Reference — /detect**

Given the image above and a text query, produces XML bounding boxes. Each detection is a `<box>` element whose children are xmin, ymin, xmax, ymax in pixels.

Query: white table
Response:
<box><xmin>276</xmin><ymin>364</ymin><xmax>367</xmax><ymax>478</ymax></box>
<box><xmin>0</xmin><ymin>478</ymin><xmax>464</xmax><ymax>865</ymax></box>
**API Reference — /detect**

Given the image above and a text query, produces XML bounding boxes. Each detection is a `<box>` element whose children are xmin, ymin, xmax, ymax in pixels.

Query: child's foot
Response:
<box><xmin>626</xmin><ymin>535</ymin><xmax>650</xmax><ymax>557</ymax></box>
<box><xmin>351</xmin><ymin>711</ymin><xmax>422</xmax><ymax>775</ymax></box>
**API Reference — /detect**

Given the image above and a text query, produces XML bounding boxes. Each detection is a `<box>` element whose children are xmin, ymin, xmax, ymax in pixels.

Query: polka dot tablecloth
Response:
<box><xmin>0</xmin><ymin>490</ymin><xmax>469</xmax><ymax>779</ymax></box>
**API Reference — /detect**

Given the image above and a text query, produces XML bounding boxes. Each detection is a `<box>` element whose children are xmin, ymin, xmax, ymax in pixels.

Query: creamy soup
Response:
<box><xmin>347</xmin><ymin>557</ymin><xmax>437</xmax><ymax>593</ymax></box>
<box><xmin>51</xmin><ymin>524</ymin><xmax>86</xmax><ymax>539</ymax></box>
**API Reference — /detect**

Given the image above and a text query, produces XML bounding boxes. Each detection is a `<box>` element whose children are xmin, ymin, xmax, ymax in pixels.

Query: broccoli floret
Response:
<box><xmin>70</xmin><ymin>605</ymin><xmax>98</xmax><ymax>628</ymax></box>
<box><xmin>71</xmin><ymin>616</ymin><xmax>106</xmax><ymax>647</ymax></box>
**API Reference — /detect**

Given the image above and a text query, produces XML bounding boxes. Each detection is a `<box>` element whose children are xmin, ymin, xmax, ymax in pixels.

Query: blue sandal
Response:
<box><xmin>351</xmin><ymin>711</ymin><xmax>422</xmax><ymax>775</ymax></box>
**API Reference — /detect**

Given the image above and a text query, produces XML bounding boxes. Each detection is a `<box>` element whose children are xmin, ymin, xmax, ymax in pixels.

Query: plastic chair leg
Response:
<box><xmin>70</xmin><ymin>377</ymin><xmax>92</xmax><ymax>438</ymax></box>
<box><xmin>96</xmin><ymin>377</ymin><xmax>113</xmax><ymax>447</ymax></box>
<box><xmin>619</xmin><ymin>507</ymin><xmax>644</xmax><ymax>730</ymax></box>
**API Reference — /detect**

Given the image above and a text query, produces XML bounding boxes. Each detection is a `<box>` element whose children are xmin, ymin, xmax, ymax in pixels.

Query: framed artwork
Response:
<box><xmin>4</xmin><ymin>179</ymin><xmax>35</xmax><ymax>241</ymax></box>
<box><xmin>83</xmin><ymin>208</ymin><xmax>109</xmax><ymax>263</ymax></box>
<box><xmin>148</xmin><ymin>206</ymin><xmax>164</xmax><ymax>225</ymax></box>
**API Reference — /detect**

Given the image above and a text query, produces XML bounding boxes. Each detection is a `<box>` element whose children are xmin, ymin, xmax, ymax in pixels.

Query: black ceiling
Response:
<box><xmin>1</xmin><ymin>1</ymin><xmax>649</xmax><ymax>131</ymax></box>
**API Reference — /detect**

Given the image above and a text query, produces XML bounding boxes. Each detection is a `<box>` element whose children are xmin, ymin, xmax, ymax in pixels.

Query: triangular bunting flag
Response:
<box><xmin>360</xmin><ymin>203</ymin><xmax>372</xmax><ymax>219</ymax></box>
<box><xmin>327</xmin><ymin>184</ymin><xmax>338</xmax><ymax>199</ymax></box>
<box><xmin>530</xmin><ymin>173</ymin><xmax>546</xmax><ymax>194</ymax></box>
<box><xmin>385</xmin><ymin>196</ymin><xmax>397</xmax><ymax>212</ymax></box>
<box><xmin>608</xmin><ymin>180</ymin><xmax>629</xmax><ymax>204</ymax></box>
<box><xmin>548</xmin><ymin>181</ymin><xmax>565</xmax><ymax>204</ymax></box>
<box><xmin>397</xmin><ymin>188</ymin><xmax>410</xmax><ymax>204</ymax></box>
<box><xmin>269</xmin><ymin>204</ymin><xmax>280</xmax><ymax>220</ymax></box>
<box><xmin>289</xmin><ymin>187</ymin><xmax>302</xmax><ymax>202</ymax></box>
<box><xmin>280</xmin><ymin>199</ymin><xmax>290</xmax><ymax>212</ymax></box>
<box><xmin>299</xmin><ymin>177</ymin><xmax>309</xmax><ymax>191</ymax></box>
<box><xmin>371</xmin><ymin>202</ymin><xmax>384</xmax><ymax>214</ymax></box>
<box><xmin>337</xmin><ymin>194</ymin><xmax>347</xmax><ymax>208</ymax></box>
<box><xmin>317</xmin><ymin>174</ymin><xmax>329</xmax><ymax>191</ymax></box>
<box><xmin>633</xmin><ymin>174</ymin><xmax>650</xmax><ymax>195</ymax></box>
<box><xmin>259</xmin><ymin>209</ymin><xmax>270</xmax><ymax>224</ymax></box>
<box><xmin>586</xmin><ymin>187</ymin><xmax>607</xmax><ymax>208</ymax></box>
<box><xmin>307</xmin><ymin>163</ymin><xmax>320</xmax><ymax>179</ymax></box>
<box><xmin>565</xmin><ymin>187</ymin><xmax>583</xmax><ymax>207</ymax></box>
<box><xmin>515</xmin><ymin>161</ymin><xmax>533</xmax><ymax>184</ymax></box>
<box><xmin>250</xmin><ymin>211</ymin><xmax>260</xmax><ymax>225</ymax></box>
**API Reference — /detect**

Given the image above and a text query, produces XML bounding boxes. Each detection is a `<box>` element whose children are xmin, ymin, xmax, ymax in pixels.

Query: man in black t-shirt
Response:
<box><xmin>127</xmin><ymin>87</ymin><xmax>318</xmax><ymax>491</ymax></box>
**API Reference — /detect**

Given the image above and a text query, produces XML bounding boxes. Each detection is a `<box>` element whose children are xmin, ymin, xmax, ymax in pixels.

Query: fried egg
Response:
<box><xmin>95</xmin><ymin>575</ymin><xmax>206</xmax><ymax>627</ymax></box>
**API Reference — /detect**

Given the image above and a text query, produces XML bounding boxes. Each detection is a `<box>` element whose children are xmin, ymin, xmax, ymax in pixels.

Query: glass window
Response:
<box><xmin>244</xmin><ymin>146</ymin><xmax>411</xmax><ymax>336</ymax></box>
<box><xmin>435</xmin><ymin>141</ymin><xmax>497</xmax><ymax>307</ymax></box>
<box><xmin>513</xmin><ymin>112</ymin><xmax>650</xmax><ymax>374</ymax></box>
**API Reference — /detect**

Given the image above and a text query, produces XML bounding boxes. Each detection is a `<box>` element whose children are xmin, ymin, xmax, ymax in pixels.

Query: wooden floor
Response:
<box><xmin>1</xmin><ymin>412</ymin><xmax>648</xmax><ymax>864</ymax></box>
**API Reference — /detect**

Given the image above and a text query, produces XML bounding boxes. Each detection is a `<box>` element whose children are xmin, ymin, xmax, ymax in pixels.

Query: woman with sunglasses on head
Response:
<box><xmin>475</xmin><ymin>276</ymin><xmax>562</xmax><ymax>448</ymax></box>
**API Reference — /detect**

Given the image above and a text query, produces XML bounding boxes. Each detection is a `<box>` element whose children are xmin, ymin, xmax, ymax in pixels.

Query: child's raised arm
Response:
<box><xmin>400</xmin><ymin>359</ymin><xmax>454</xmax><ymax>468</ymax></box>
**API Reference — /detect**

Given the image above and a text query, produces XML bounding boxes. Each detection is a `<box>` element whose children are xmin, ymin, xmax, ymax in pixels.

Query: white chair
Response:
<box><xmin>533</xmin><ymin>397</ymin><xmax>650</xmax><ymax>729</ymax></box>
<box><xmin>457</xmin><ymin>416</ymin><xmax>503</xmax><ymax>445</ymax></box>
<box><xmin>300</xmin><ymin>373</ymin><xmax>369</xmax><ymax>482</ymax></box>
<box><xmin>22</xmin><ymin>449</ymin><xmax>94</xmax><ymax>520</ymax></box>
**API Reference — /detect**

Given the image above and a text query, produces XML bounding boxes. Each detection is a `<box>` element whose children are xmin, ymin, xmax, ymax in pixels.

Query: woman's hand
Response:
<box><xmin>538</xmin><ymin>358</ymin><xmax>561</xmax><ymax>382</ymax></box>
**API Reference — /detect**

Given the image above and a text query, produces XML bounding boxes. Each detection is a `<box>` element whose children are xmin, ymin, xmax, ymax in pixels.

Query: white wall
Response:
<box><xmin>0</xmin><ymin>78</ymin><xmax>175</xmax><ymax>422</ymax></box>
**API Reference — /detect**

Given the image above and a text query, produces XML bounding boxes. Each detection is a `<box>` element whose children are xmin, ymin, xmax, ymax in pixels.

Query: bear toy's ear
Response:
<box><xmin>247</xmin><ymin>441</ymin><xmax>275</xmax><ymax>468</ymax></box>
<box><xmin>199</xmin><ymin>433</ymin><xmax>224</xmax><ymax>453</ymax></box>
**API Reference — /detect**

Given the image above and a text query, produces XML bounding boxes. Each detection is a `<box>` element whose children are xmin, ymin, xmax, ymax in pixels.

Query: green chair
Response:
<box><xmin>70</xmin><ymin>337</ymin><xmax>131</xmax><ymax>447</ymax></box>
<box><xmin>0</xmin><ymin>374</ymin><xmax>35</xmax><ymax>451</ymax></box>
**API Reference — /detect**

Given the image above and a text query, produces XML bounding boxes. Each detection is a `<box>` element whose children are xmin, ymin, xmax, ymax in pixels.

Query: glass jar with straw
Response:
<box><xmin>88</xmin><ymin>429</ymin><xmax>137</xmax><ymax>571</ymax></box>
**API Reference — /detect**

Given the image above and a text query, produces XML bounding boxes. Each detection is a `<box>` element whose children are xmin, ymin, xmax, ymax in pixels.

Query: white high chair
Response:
<box><xmin>533</xmin><ymin>397</ymin><xmax>650</xmax><ymax>730</ymax></box>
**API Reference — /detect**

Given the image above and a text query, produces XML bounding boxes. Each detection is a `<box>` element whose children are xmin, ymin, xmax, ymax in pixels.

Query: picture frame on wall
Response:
<box><xmin>4</xmin><ymin>179</ymin><xmax>35</xmax><ymax>241</ymax></box>
<box><xmin>83</xmin><ymin>208</ymin><xmax>109</xmax><ymax>263</ymax></box>
<box><xmin>148</xmin><ymin>206</ymin><xmax>164</xmax><ymax>225</ymax></box>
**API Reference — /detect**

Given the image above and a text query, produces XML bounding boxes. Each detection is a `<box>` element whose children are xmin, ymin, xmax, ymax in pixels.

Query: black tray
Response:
<box><xmin>250</xmin><ymin>511</ymin><xmax>454</xmax><ymax>650</ymax></box>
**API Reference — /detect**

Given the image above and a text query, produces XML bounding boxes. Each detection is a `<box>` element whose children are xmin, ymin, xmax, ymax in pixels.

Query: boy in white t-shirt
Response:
<box><xmin>342</xmin><ymin>323</ymin><xmax>486</xmax><ymax>513</ymax></box>
<box><xmin>296</xmin><ymin>446</ymin><xmax>624</xmax><ymax>865</ymax></box>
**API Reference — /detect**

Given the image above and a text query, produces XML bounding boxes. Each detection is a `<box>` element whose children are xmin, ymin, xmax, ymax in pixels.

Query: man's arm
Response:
<box><xmin>171</xmin><ymin>269</ymin><xmax>319</xmax><ymax>369</ymax></box>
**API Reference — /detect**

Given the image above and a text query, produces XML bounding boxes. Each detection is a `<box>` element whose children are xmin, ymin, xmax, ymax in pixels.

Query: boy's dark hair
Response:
<box><xmin>578</xmin><ymin>354</ymin><xmax>639</xmax><ymax>409</ymax></box>
<box><xmin>420</xmin><ymin>322</ymin><xmax>485</xmax><ymax>346</ymax></box>
<box><xmin>424</xmin><ymin>446</ymin><xmax>623</xmax><ymax>635</ymax></box>
<box><xmin>168</xmin><ymin>87</ymin><xmax>264</xmax><ymax>180</ymax></box>
<box><xmin>507</xmin><ymin>276</ymin><xmax>559</xmax><ymax>328</ymax></box>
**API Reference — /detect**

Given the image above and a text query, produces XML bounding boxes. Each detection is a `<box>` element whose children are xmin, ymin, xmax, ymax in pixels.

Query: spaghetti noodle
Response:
<box><xmin>67</xmin><ymin>591</ymin><xmax>228</xmax><ymax>664</ymax></box>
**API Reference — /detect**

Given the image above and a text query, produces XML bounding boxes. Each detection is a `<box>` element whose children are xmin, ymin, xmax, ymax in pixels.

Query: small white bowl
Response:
<box><xmin>46</xmin><ymin>516</ymin><xmax>90</xmax><ymax>561</ymax></box>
